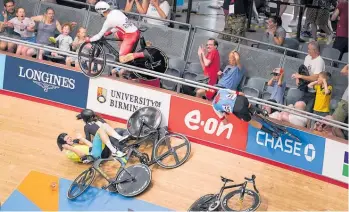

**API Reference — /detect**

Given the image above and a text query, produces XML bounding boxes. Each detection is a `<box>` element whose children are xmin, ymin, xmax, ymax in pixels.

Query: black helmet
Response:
<box><xmin>76</xmin><ymin>109</ymin><xmax>96</xmax><ymax>123</ymax></box>
<box><xmin>57</xmin><ymin>133</ymin><xmax>68</xmax><ymax>151</ymax></box>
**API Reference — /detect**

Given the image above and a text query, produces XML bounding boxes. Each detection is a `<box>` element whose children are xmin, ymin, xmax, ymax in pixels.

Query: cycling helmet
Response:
<box><xmin>76</xmin><ymin>109</ymin><xmax>96</xmax><ymax>123</ymax></box>
<box><xmin>95</xmin><ymin>1</ymin><xmax>111</xmax><ymax>15</ymax></box>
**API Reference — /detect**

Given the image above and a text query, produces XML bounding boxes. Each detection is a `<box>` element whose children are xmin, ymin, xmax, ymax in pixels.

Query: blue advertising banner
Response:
<box><xmin>246</xmin><ymin>125</ymin><xmax>325</xmax><ymax>174</ymax></box>
<box><xmin>3</xmin><ymin>56</ymin><xmax>89</xmax><ymax>108</ymax></box>
<box><xmin>0</xmin><ymin>54</ymin><xmax>6</xmax><ymax>89</ymax></box>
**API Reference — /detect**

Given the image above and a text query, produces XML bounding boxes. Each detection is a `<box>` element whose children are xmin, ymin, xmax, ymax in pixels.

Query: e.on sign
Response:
<box><xmin>168</xmin><ymin>96</ymin><xmax>248</xmax><ymax>151</ymax></box>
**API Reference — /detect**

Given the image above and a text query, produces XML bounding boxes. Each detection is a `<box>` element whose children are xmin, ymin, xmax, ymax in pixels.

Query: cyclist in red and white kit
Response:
<box><xmin>85</xmin><ymin>1</ymin><xmax>151</xmax><ymax>64</ymax></box>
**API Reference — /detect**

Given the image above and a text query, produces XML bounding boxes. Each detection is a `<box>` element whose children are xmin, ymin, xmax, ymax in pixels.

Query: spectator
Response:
<box><xmin>195</xmin><ymin>38</ymin><xmax>220</xmax><ymax>98</ymax></box>
<box><xmin>144</xmin><ymin>0</ymin><xmax>170</xmax><ymax>26</ymax></box>
<box><xmin>105</xmin><ymin>0</ymin><xmax>127</xmax><ymax>10</ymax></box>
<box><xmin>313</xmin><ymin>115</ymin><xmax>345</xmax><ymax>138</ymax></box>
<box><xmin>292</xmin><ymin>41</ymin><xmax>325</xmax><ymax>112</ymax></box>
<box><xmin>66</xmin><ymin>27</ymin><xmax>87</xmax><ymax>69</ymax></box>
<box><xmin>49</xmin><ymin>23</ymin><xmax>73</xmax><ymax>60</ymax></box>
<box><xmin>26</xmin><ymin>7</ymin><xmax>76</xmax><ymax>60</ymax></box>
<box><xmin>306</xmin><ymin>0</ymin><xmax>334</xmax><ymax>44</ymax></box>
<box><xmin>7</xmin><ymin>7</ymin><xmax>36</xmax><ymax>56</ymax></box>
<box><xmin>264</xmin><ymin>16</ymin><xmax>286</xmax><ymax>52</ymax></box>
<box><xmin>331</xmin><ymin>0</ymin><xmax>348</xmax><ymax>60</ymax></box>
<box><xmin>308</xmin><ymin>71</ymin><xmax>333</xmax><ymax>128</ymax></box>
<box><xmin>124</xmin><ymin>0</ymin><xmax>150</xmax><ymax>14</ymax></box>
<box><xmin>204</xmin><ymin>51</ymin><xmax>245</xmax><ymax>100</ymax></box>
<box><xmin>332</xmin><ymin>65</ymin><xmax>348</xmax><ymax>125</ymax></box>
<box><xmin>279</xmin><ymin>101</ymin><xmax>308</xmax><ymax>127</ymax></box>
<box><xmin>221</xmin><ymin>0</ymin><xmax>248</xmax><ymax>43</ymax></box>
<box><xmin>0</xmin><ymin>0</ymin><xmax>18</xmax><ymax>53</ymax></box>
<box><xmin>261</xmin><ymin>99</ymin><xmax>281</xmax><ymax>120</ymax></box>
<box><xmin>267</xmin><ymin>68</ymin><xmax>286</xmax><ymax>104</ymax></box>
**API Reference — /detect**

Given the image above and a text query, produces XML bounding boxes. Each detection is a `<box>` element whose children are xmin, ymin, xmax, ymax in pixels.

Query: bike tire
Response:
<box><xmin>153</xmin><ymin>133</ymin><xmax>191</xmax><ymax>169</ymax></box>
<box><xmin>221</xmin><ymin>189</ymin><xmax>261</xmax><ymax>211</ymax></box>
<box><xmin>132</xmin><ymin>46</ymin><xmax>169</xmax><ymax>80</ymax></box>
<box><xmin>188</xmin><ymin>194</ymin><xmax>218</xmax><ymax>211</ymax></box>
<box><xmin>67</xmin><ymin>168</ymin><xmax>96</xmax><ymax>200</ymax></box>
<box><xmin>78</xmin><ymin>42</ymin><xmax>106</xmax><ymax>78</ymax></box>
<box><xmin>116</xmin><ymin>164</ymin><xmax>151</xmax><ymax>197</ymax></box>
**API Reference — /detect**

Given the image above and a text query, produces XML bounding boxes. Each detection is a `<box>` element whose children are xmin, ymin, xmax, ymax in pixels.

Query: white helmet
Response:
<box><xmin>95</xmin><ymin>1</ymin><xmax>110</xmax><ymax>15</ymax></box>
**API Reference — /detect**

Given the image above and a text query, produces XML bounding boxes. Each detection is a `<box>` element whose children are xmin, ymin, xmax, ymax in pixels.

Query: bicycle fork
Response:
<box><xmin>238</xmin><ymin>182</ymin><xmax>248</xmax><ymax>210</ymax></box>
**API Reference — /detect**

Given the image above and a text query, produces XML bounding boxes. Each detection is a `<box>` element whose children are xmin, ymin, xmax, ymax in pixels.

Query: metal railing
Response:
<box><xmin>0</xmin><ymin>35</ymin><xmax>348</xmax><ymax>132</ymax></box>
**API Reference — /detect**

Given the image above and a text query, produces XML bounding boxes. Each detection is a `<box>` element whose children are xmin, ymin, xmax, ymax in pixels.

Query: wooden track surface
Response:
<box><xmin>0</xmin><ymin>94</ymin><xmax>347</xmax><ymax>211</ymax></box>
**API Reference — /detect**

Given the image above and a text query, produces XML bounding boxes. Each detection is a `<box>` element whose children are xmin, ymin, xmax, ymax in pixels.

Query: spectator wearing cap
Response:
<box><xmin>267</xmin><ymin>68</ymin><xmax>286</xmax><ymax>104</ymax></box>
<box><xmin>0</xmin><ymin>0</ymin><xmax>18</xmax><ymax>53</ymax></box>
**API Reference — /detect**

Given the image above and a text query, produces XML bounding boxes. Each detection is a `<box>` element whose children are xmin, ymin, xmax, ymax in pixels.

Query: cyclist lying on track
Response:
<box><xmin>85</xmin><ymin>1</ymin><xmax>152</xmax><ymax>64</ymax></box>
<box><xmin>211</xmin><ymin>88</ymin><xmax>280</xmax><ymax>138</ymax></box>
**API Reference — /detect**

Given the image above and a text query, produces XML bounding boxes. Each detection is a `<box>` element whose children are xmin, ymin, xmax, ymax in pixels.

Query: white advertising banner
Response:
<box><xmin>86</xmin><ymin>77</ymin><xmax>171</xmax><ymax>126</ymax></box>
<box><xmin>322</xmin><ymin>139</ymin><xmax>348</xmax><ymax>184</ymax></box>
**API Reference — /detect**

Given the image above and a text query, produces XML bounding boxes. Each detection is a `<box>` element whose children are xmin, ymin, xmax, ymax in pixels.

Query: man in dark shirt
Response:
<box><xmin>221</xmin><ymin>0</ymin><xmax>249</xmax><ymax>43</ymax></box>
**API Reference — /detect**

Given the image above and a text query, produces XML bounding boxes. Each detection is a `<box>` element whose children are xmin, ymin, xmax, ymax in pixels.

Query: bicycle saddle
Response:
<box><xmin>221</xmin><ymin>176</ymin><xmax>234</xmax><ymax>183</ymax></box>
<box><xmin>139</xmin><ymin>26</ymin><xmax>148</xmax><ymax>32</ymax></box>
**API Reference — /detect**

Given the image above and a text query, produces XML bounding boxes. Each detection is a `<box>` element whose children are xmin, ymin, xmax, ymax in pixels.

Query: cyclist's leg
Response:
<box><xmin>89</xmin><ymin>133</ymin><xmax>104</xmax><ymax>159</ymax></box>
<box><xmin>101</xmin><ymin>123</ymin><xmax>127</xmax><ymax>141</ymax></box>
<box><xmin>96</xmin><ymin>129</ymin><xmax>125</xmax><ymax>157</ymax></box>
<box><xmin>119</xmin><ymin>31</ymin><xmax>146</xmax><ymax>63</ymax></box>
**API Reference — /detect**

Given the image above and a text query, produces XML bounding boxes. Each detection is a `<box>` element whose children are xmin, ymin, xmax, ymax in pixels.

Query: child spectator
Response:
<box><xmin>308</xmin><ymin>71</ymin><xmax>332</xmax><ymax>128</ymax></box>
<box><xmin>267</xmin><ymin>68</ymin><xmax>286</xmax><ymax>104</ymax></box>
<box><xmin>66</xmin><ymin>27</ymin><xmax>87</xmax><ymax>69</ymax></box>
<box><xmin>49</xmin><ymin>23</ymin><xmax>73</xmax><ymax>59</ymax></box>
<box><xmin>7</xmin><ymin>7</ymin><xmax>36</xmax><ymax>56</ymax></box>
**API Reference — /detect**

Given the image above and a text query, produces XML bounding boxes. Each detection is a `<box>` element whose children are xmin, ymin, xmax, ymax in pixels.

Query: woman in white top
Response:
<box><xmin>144</xmin><ymin>0</ymin><xmax>170</xmax><ymax>26</ymax></box>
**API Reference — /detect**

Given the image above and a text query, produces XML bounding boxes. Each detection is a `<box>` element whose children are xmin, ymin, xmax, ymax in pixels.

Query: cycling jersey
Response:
<box><xmin>212</xmin><ymin>89</ymin><xmax>238</xmax><ymax>120</ymax></box>
<box><xmin>90</xmin><ymin>9</ymin><xmax>138</xmax><ymax>42</ymax></box>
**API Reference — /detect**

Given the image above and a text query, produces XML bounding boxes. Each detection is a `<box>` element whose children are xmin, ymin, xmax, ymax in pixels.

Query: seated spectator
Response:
<box><xmin>66</xmin><ymin>27</ymin><xmax>87</xmax><ymax>69</ymax></box>
<box><xmin>292</xmin><ymin>41</ymin><xmax>325</xmax><ymax>112</ymax></box>
<box><xmin>49</xmin><ymin>23</ymin><xmax>73</xmax><ymax>60</ymax></box>
<box><xmin>331</xmin><ymin>0</ymin><xmax>348</xmax><ymax>60</ymax></box>
<box><xmin>308</xmin><ymin>71</ymin><xmax>332</xmax><ymax>128</ymax></box>
<box><xmin>125</xmin><ymin>0</ymin><xmax>150</xmax><ymax>14</ymax></box>
<box><xmin>279</xmin><ymin>101</ymin><xmax>308</xmax><ymax>127</ymax></box>
<box><xmin>196</xmin><ymin>38</ymin><xmax>221</xmax><ymax>99</ymax></box>
<box><xmin>27</xmin><ymin>7</ymin><xmax>76</xmax><ymax>60</ymax></box>
<box><xmin>144</xmin><ymin>0</ymin><xmax>170</xmax><ymax>26</ymax></box>
<box><xmin>7</xmin><ymin>7</ymin><xmax>36</xmax><ymax>56</ymax></box>
<box><xmin>264</xmin><ymin>16</ymin><xmax>286</xmax><ymax>52</ymax></box>
<box><xmin>313</xmin><ymin>115</ymin><xmax>345</xmax><ymax>139</ymax></box>
<box><xmin>261</xmin><ymin>99</ymin><xmax>281</xmax><ymax>120</ymax></box>
<box><xmin>267</xmin><ymin>68</ymin><xmax>286</xmax><ymax>104</ymax></box>
<box><xmin>0</xmin><ymin>0</ymin><xmax>18</xmax><ymax>53</ymax></box>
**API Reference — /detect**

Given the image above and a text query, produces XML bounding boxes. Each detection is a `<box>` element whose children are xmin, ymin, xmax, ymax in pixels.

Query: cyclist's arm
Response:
<box><xmin>79</xmin><ymin>137</ymin><xmax>93</xmax><ymax>147</ymax></box>
<box><xmin>90</xmin><ymin>19</ymin><xmax>112</xmax><ymax>42</ymax></box>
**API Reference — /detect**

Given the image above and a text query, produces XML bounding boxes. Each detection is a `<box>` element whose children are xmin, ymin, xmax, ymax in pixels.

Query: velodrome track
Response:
<box><xmin>0</xmin><ymin>92</ymin><xmax>347</xmax><ymax>211</ymax></box>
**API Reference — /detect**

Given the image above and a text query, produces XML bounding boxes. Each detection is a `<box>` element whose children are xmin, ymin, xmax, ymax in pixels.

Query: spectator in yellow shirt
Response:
<box><xmin>307</xmin><ymin>71</ymin><xmax>332</xmax><ymax>128</ymax></box>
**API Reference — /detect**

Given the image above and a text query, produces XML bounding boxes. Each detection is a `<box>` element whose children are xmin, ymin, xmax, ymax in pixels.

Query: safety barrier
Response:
<box><xmin>0</xmin><ymin>51</ymin><xmax>347</xmax><ymax>187</ymax></box>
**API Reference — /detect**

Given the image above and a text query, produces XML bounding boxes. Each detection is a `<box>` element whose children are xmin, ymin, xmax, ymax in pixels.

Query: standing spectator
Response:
<box><xmin>0</xmin><ymin>0</ymin><xmax>18</xmax><ymax>53</ymax></box>
<box><xmin>307</xmin><ymin>71</ymin><xmax>333</xmax><ymax>128</ymax></box>
<box><xmin>7</xmin><ymin>7</ymin><xmax>36</xmax><ymax>56</ymax></box>
<box><xmin>125</xmin><ymin>0</ymin><xmax>150</xmax><ymax>14</ymax></box>
<box><xmin>195</xmin><ymin>38</ymin><xmax>220</xmax><ymax>98</ymax></box>
<box><xmin>49</xmin><ymin>23</ymin><xmax>73</xmax><ymax>59</ymax></box>
<box><xmin>144</xmin><ymin>0</ymin><xmax>170</xmax><ymax>26</ymax></box>
<box><xmin>221</xmin><ymin>0</ymin><xmax>248</xmax><ymax>43</ymax></box>
<box><xmin>331</xmin><ymin>0</ymin><xmax>348</xmax><ymax>60</ymax></box>
<box><xmin>292</xmin><ymin>41</ymin><xmax>325</xmax><ymax>112</ymax></box>
<box><xmin>66</xmin><ymin>27</ymin><xmax>87</xmax><ymax>69</ymax></box>
<box><xmin>267</xmin><ymin>68</ymin><xmax>286</xmax><ymax>104</ymax></box>
<box><xmin>264</xmin><ymin>16</ymin><xmax>286</xmax><ymax>52</ymax></box>
<box><xmin>332</xmin><ymin>65</ymin><xmax>348</xmax><ymax>125</ymax></box>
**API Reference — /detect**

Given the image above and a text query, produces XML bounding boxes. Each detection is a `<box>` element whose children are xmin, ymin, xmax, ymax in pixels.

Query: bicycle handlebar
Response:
<box><xmin>244</xmin><ymin>175</ymin><xmax>259</xmax><ymax>193</ymax></box>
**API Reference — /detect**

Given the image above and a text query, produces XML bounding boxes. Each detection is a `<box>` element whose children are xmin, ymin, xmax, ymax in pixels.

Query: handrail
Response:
<box><xmin>0</xmin><ymin>36</ymin><xmax>347</xmax><ymax>132</ymax></box>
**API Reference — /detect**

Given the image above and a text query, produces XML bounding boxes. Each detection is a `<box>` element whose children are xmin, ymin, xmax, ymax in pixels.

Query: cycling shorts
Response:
<box><xmin>89</xmin><ymin>133</ymin><xmax>106</xmax><ymax>159</ymax></box>
<box><xmin>115</xmin><ymin>30</ymin><xmax>140</xmax><ymax>56</ymax></box>
<box><xmin>232</xmin><ymin>95</ymin><xmax>251</xmax><ymax>122</ymax></box>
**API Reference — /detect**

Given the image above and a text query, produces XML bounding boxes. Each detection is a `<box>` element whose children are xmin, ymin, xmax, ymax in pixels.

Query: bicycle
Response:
<box><xmin>67</xmin><ymin>149</ymin><xmax>151</xmax><ymax>200</ymax></box>
<box><xmin>77</xmin><ymin>26</ymin><xmax>168</xmax><ymax>79</ymax></box>
<box><xmin>123</xmin><ymin>106</ymin><xmax>191</xmax><ymax>169</ymax></box>
<box><xmin>188</xmin><ymin>175</ymin><xmax>261</xmax><ymax>211</ymax></box>
<box><xmin>253</xmin><ymin>112</ymin><xmax>301</xmax><ymax>143</ymax></box>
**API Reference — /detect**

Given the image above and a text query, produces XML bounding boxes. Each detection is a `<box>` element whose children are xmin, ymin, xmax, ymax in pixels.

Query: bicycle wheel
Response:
<box><xmin>132</xmin><ymin>46</ymin><xmax>169</xmax><ymax>80</ymax></box>
<box><xmin>221</xmin><ymin>189</ymin><xmax>261</xmax><ymax>211</ymax></box>
<box><xmin>78</xmin><ymin>42</ymin><xmax>106</xmax><ymax>78</ymax></box>
<box><xmin>188</xmin><ymin>194</ymin><xmax>220</xmax><ymax>211</ymax></box>
<box><xmin>67</xmin><ymin>168</ymin><xmax>96</xmax><ymax>200</ymax></box>
<box><xmin>153</xmin><ymin>133</ymin><xmax>191</xmax><ymax>169</ymax></box>
<box><xmin>116</xmin><ymin>164</ymin><xmax>151</xmax><ymax>197</ymax></box>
